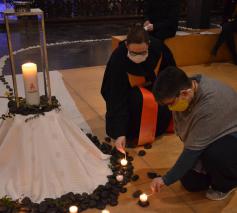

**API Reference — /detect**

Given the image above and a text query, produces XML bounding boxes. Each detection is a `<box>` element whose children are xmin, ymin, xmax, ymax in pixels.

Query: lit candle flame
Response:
<box><xmin>102</xmin><ymin>210</ymin><xmax>110</xmax><ymax>213</ymax></box>
<box><xmin>116</xmin><ymin>174</ymin><xmax>124</xmax><ymax>182</ymax></box>
<box><xmin>121</xmin><ymin>158</ymin><xmax>128</xmax><ymax>166</ymax></box>
<box><xmin>69</xmin><ymin>206</ymin><xmax>78</xmax><ymax>213</ymax></box>
<box><xmin>139</xmin><ymin>193</ymin><xmax>148</xmax><ymax>202</ymax></box>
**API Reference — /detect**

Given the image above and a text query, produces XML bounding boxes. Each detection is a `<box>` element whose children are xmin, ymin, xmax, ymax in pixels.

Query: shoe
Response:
<box><xmin>206</xmin><ymin>187</ymin><xmax>236</xmax><ymax>201</ymax></box>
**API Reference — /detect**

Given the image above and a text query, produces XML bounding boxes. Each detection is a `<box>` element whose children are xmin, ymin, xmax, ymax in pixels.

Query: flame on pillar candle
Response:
<box><xmin>120</xmin><ymin>158</ymin><xmax>128</xmax><ymax>166</ymax></box>
<box><xmin>139</xmin><ymin>193</ymin><xmax>148</xmax><ymax>202</ymax></box>
<box><xmin>22</xmin><ymin>62</ymin><xmax>40</xmax><ymax>106</ymax></box>
<box><xmin>69</xmin><ymin>205</ymin><xmax>78</xmax><ymax>213</ymax></box>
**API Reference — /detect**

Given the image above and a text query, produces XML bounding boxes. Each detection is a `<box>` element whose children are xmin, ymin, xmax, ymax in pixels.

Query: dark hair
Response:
<box><xmin>127</xmin><ymin>23</ymin><xmax>149</xmax><ymax>45</ymax></box>
<box><xmin>153</xmin><ymin>66</ymin><xmax>192</xmax><ymax>103</ymax></box>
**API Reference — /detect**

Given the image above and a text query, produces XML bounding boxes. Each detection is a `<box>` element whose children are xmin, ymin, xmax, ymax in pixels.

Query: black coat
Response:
<box><xmin>101</xmin><ymin>38</ymin><xmax>176</xmax><ymax>139</ymax></box>
<box><xmin>223</xmin><ymin>0</ymin><xmax>237</xmax><ymax>22</ymax></box>
<box><xmin>144</xmin><ymin>0</ymin><xmax>180</xmax><ymax>39</ymax></box>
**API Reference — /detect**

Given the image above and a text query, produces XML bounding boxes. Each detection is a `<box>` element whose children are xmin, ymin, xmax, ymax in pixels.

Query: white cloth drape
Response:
<box><xmin>0</xmin><ymin>111</ymin><xmax>111</xmax><ymax>202</ymax></box>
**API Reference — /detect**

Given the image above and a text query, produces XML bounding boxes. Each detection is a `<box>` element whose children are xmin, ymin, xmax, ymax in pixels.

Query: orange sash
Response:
<box><xmin>138</xmin><ymin>87</ymin><xmax>158</xmax><ymax>145</ymax></box>
<box><xmin>127</xmin><ymin>55</ymin><xmax>163</xmax><ymax>145</ymax></box>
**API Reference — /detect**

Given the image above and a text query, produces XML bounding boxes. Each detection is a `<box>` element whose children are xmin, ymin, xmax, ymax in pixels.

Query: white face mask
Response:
<box><xmin>127</xmin><ymin>51</ymin><xmax>148</xmax><ymax>64</ymax></box>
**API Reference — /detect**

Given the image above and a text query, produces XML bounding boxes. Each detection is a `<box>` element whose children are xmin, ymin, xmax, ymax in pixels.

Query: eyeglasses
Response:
<box><xmin>159</xmin><ymin>93</ymin><xmax>180</xmax><ymax>106</ymax></box>
<box><xmin>159</xmin><ymin>98</ymin><xmax>176</xmax><ymax>106</ymax></box>
<box><xmin>128</xmin><ymin>50</ymin><xmax>148</xmax><ymax>56</ymax></box>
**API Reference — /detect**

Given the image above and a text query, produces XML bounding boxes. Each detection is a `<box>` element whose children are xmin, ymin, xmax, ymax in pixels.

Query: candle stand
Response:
<box><xmin>3</xmin><ymin>8</ymin><xmax>51</xmax><ymax>107</ymax></box>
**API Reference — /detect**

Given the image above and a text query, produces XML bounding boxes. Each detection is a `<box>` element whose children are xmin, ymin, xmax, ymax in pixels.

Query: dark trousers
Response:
<box><xmin>181</xmin><ymin>133</ymin><xmax>237</xmax><ymax>193</ymax></box>
<box><xmin>212</xmin><ymin>20</ymin><xmax>237</xmax><ymax>63</ymax></box>
<box><xmin>126</xmin><ymin>87</ymin><xmax>172</xmax><ymax>147</ymax></box>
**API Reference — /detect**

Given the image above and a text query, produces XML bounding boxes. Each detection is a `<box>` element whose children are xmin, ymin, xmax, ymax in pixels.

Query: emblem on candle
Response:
<box><xmin>116</xmin><ymin>174</ymin><xmax>124</xmax><ymax>182</ymax></box>
<box><xmin>22</xmin><ymin>62</ymin><xmax>40</xmax><ymax>106</ymax></box>
<box><xmin>120</xmin><ymin>158</ymin><xmax>128</xmax><ymax>166</ymax></box>
<box><xmin>69</xmin><ymin>205</ymin><xmax>78</xmax><ymax>213</ymax></box>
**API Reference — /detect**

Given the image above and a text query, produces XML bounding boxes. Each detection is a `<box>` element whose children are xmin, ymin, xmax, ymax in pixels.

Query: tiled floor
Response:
<box><xmin>60</xmin><ymin>62</ymin><xmax>237</xmax><ymax>213</ymax></box>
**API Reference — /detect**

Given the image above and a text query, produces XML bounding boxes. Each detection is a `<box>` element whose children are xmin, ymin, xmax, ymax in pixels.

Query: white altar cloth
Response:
<box><xmin>0</xmin><ymin>110</ymin><xmax>111</xmax><ymax>202</ymax></box>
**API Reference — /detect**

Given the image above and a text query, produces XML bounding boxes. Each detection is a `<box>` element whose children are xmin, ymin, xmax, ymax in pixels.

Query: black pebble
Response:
<box><xmin>105</xmin><ymin>137</ymin><xmax>111</xmax><ymax>143</ymax></box>
<box><xmin>109</xmin><ymin>200</ymin><xmax>118</xmax><ymax>206</ymax></box>
<box><xmin>120</xmin><ymin>187</ymin><xmax>127</xmax><ymax>193</ymax></box>
<box><xmin>86</xmin><ymin>133</ymin><xmax>93</xmax><ymax>139</ymax></box>
<box><xmin>96</xmin><ymin>203</ymin><xmax>106</xmax><ymax>210</ymax></box>
<box><xmin>21</xmin><ymin>197</ymin><xmax>32</xmax><ymax>206</ymax></box>
<box><xmin>137</xmin><ymin>200</ymin><xmax>150</xmax><ymax>207</ymax></box>
<box><xmin>131</xmin><ymin>174</ymin><xmax>139</xmax><ymax>182</ymax></box>
<box><xmin>138</xmin><ymin>150</ymin><xmax>146</xmax><ymax>156</ymax></box>
<box><xmin>101</xmin><ymin>191</ymin><xmax>109</xmax><ymax>198</ymax></box>
<box><xmin>147</xmin><ymin>172</ymin><xmax>160</xmax><ymax>179</ymax></box>
<box><xmin>109</xmin><ymin>178</ymin><xmax>117</xmax><ymax>185</ymax></box>
<box><xmin>89</xmin><ymin>200</ymin><xmax>97</xmax><ymax>208</ymax></box>
<box><xmin>144</xmin><ymin>143</ymin><xmax>152</xmax><ymax>149</ymax></box>
<box><xmin>132</xmin><ymin>190</ymin><xmax>142</xmax><ymax>198</ymax></box>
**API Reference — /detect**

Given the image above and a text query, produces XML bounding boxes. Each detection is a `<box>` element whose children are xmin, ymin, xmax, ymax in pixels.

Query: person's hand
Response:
<box><xmin>115</xmin><ymin>136</ymin><xmax>126</xmax><ymax>154</ymax></box>
<box><xmin>146</xmin><ymin>23</ymin><xmax>154</xmax><ymax>31</ymax></box>
<box><xmin>150</xmin><ymin>177</ymin><xmax>165</xmax><ymax>193</ymax></box>
<box><xmin>144</xmin><ymin>21</ymin><xmax>153</xmax><ymax>31</ymax></box>
<box><xmin>144</xmin><ymin>20</ymin><xmax>151</xmax><ymax>27</ymax></box>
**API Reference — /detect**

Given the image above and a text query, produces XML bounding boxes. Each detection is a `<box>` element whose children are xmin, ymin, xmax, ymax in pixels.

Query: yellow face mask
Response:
<box><xmin>168</xmin><ymin>99</ymin><xmax>189</xmax><ymax>112</ymax></box>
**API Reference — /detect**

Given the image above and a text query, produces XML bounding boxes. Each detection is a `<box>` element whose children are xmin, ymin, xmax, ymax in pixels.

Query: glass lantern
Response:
<box><xmin>3</xmin><ymin>7</ymin><xmax>52</xmax><ymax>107</ymax></box>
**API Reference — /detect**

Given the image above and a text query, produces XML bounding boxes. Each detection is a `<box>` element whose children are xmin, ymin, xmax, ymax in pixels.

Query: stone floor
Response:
<box><xmin>61</xmin><ymin>62</ymin><xmax>237</xmax><ymax>213</ymax></box>
<box><xmin>0</xmin><ymin>20</ymin><xmax>136</xmax><ymax>74</ymax></box>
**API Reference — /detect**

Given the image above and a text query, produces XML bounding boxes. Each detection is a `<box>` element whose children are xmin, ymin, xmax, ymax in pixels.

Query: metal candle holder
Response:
<box><xmin>3</xmin><ymin>8</ymin><xmax>52</xmax><ymax>107</ymax></box>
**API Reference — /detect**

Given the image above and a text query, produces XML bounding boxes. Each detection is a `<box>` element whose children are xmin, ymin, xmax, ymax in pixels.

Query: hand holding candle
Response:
<box><xmin>115</xmin><ymin>136</ymin><xmax>126</xmax><ymax>154</ymax></box>
<box><xmin>22</xmin><ymin>62</ymin><xmax>40</xmax><ymax>106</ymax></box>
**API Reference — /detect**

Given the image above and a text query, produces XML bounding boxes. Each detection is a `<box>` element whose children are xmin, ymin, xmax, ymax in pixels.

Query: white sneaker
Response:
<box><xmin>206</xmin><ymin>187</ymin><xmax>236</xmax><ymax>201</ymax></box>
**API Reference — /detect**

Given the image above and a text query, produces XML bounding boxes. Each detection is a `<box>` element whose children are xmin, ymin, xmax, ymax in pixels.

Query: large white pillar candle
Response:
<box><xmin>22</xmin><ymin>62</ymin><xmax>40</xmax><ymax>106</ymax></box>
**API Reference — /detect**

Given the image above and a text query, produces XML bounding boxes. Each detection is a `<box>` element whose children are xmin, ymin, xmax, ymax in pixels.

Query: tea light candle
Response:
<box><xmin>69</xmin><ymin>206</ymin><xmax>78</xmax><ymax>213</ymax></box>
<box><xmin>139</xmin><ymin>193</ymin><xmax>148</xmax><ymax>202</ymax></box>
<box><xmin>102</xmin><ymin>210</ymin><xmax>110</xmax><ymax>213</ymax></box>
<box><xmin>121</xmin><ymin>158</ymin><xmax>128</xmax><ymax>166</ymax></box>
<box><xmin>116</xmin><ymin>174</ymin><xmax>124</xmax><ymax>182</ymax></box>
<box><xmin>138</xmin><ymin>193</ymin><xmax>149</xmax><ymax>207</ymax></box>
<box><xmin>22</xmin><ymin>62</ymin><xmax>40</xmax><ymax>106</ymax></box>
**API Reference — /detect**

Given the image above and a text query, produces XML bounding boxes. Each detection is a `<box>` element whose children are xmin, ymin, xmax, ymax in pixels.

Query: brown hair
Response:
<box><xmin>126</xmin><ymin>23</ymin><xmax>149</xmax><ymax>45</ymax></box>
<box><xmin>153</xmin><ymin>66</ymin><xmax>192</xmax><ymax>103</ymax></box>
